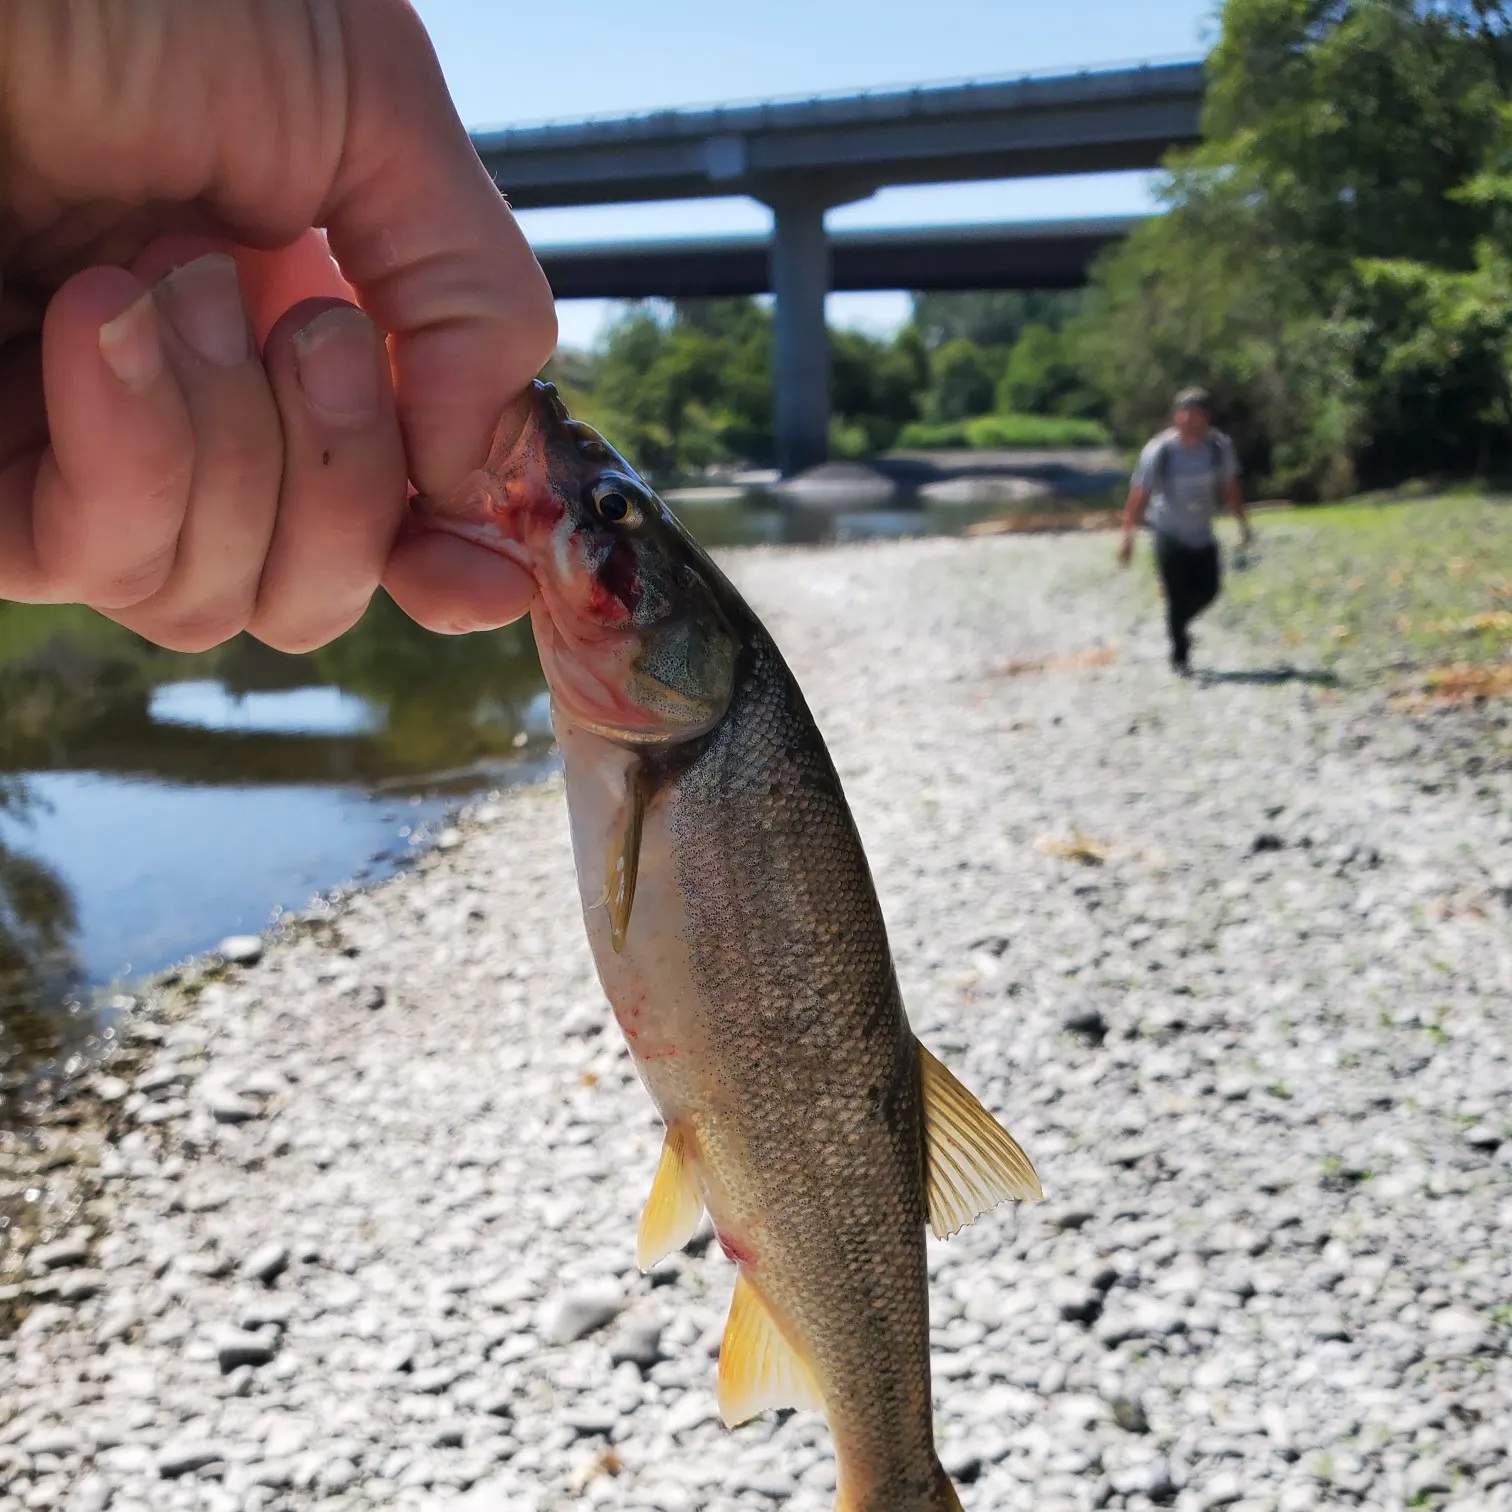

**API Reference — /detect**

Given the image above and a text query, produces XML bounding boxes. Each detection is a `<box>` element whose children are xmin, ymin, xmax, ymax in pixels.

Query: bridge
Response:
<box><xmin>471</xmin><ymin>62</ymin><xmax>1205</xmax><ymax>474</ymax></box>
<box><xmin>535</xmin><ymin>217</ymin><xmax>1143</xmax><ymax>301</ymax></box>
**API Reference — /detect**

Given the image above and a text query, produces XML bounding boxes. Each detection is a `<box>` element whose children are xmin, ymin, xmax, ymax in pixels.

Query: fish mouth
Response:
<box><xmin>410</xmin><ymin>500</ymin><xmax>535</xmax><ymax>576</ymax></box>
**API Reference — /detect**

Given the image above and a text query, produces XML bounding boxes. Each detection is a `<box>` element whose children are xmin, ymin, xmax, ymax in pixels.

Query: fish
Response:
<box><xmin>422</xmin><ymin>380</ymin><xmax>1042</xmax><ymax>1512</ymax></box>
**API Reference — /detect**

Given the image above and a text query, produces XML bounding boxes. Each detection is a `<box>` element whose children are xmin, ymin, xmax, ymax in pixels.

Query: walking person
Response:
<box><xmin>1118</xmin><ymin>388</ymin><xmax>1253</xmax><ymax>674</ymax></box>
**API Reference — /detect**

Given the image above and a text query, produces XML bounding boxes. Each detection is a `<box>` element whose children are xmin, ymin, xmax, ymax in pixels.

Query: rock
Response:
<box><xmin>65</xmin><ymin>1474</ymin><xmax>113</xmax><ymax>1512</ymax></box>
<box><xmin>561</xmin><ymin>1406</ymin><xmax>617</xmax><ymax>1438</ymax></box>
<box><xmin>54</xmin><ymin>1271</ymin><xmax>106</xmax><ymax>1303</ymax></box>
<box><xmin>319</xmin><ymin>1458</ymin><xmax>360</xmax><ymax>1493</ymax></box>
<box><xmin>237</xmin><ymin>1299</ymin><xmax>292</xmax><ymax>1331</ymax></box>
<box><xmin>939</xmin><ymin>1442</ymin><xmax>982</xmax><ymax>1483</ymax></box>
<box><xmin>90</xmin><ymin>1076</ymin><xmax>130</xmax><ymax>1103</ymax></box>
<box><xmin>1199</xmin><ymin>1470</ymin><xmax>1245</xmax><ymax>1507</ymax></box>
<box><xmin>1251</xmin><ymin>832</ymin><xmax>1286</xmax><ymax>854</ymax></box>
<box><xmin>213</xmin><ymin>1326</ymin><xmax>276</xmax><ymax>1371</ymax></box>
<box><xmin>411</xmin><ymin>1365</ymin><xmax>460</xmax><ymax>1394</ymax></box>
<box><xmin>1110</xmin><ymin>1456</ymin><xmax>1177</xmax><ymax>1501</ymax></box>
<box><xmin>1406</xmin><ymin>1460</ymin><xmax>1452</xmax><ymax>1498</ymax></box>
<box><xmin>609</xmin><ymin>1317</ymin><xmax>665</xmax><ymax>1369</ymax></box>
<box><xmin>1052</xmin><ymin>1280</ymin><xmax>1105</xmax><ymax>1324</ymax></box>
<box><xmin>32</xmin><ymin>1230</ymin><xmax>91</xmax><ymax>1270</ymax></box>
<box><xmin>207</xmin><ymin>1092</ymin><xmax>261</xmax><ymax>1124</ymax></box>
<box><xmin>543</xmin><ymin>1285</ymin><xmax>625</xmax><ymax>1345</ymax></box>
<box><xmin>435</xmin><ymin>828</ymin><xmax>464</xmax><ymax>852</ymax></box>
<box><xmin>1060</xmin><ymin>1005</ymin><xmax>1108</xmax><ymax>1043</ymax></box>
<box><xmin>157</xmin><ymin>1441</ymin><xmax>226</xmax><ymax>1479</ymax></box>
<box><xmin>240</xmin><ymin>1243</ymin><xmax>289</xmax><ymax>1285</ymax></box>
<box><xmin>217</xmin><ymin>935</ymin><xmax>264</xmax><ymax>966</ymax></box>
<box><xmin>22</xmin><ymin>1428</ymin><xmax>81</xmax><ymax>1457</ymax></box>
<box><xmin>1463</xmin><ymin>1124</ymin><xmax>1503</xmax><ymax>1150</ymax></box>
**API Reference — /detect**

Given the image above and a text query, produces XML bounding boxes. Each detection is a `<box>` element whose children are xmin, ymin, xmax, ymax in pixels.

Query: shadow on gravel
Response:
<box><xmin>1195</xmin><ymin>665</ymin><xmax>1343</xmax><ymax>688</ymax></box>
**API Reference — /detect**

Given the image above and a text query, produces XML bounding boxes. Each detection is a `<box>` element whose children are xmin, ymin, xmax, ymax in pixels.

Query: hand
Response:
<box><xmin>0</xmin><ymin>0</ymin><xmax>556</xmax><ymax>651</ymax></box>
<box><xmin>1117</xmin><ymin>532</ymin><xmax>1134</xmax><ymax>567</ymax></box>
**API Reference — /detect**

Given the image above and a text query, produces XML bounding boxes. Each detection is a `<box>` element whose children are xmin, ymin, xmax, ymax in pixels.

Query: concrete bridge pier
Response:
<box><xmin>766</xmin><ymin>191</ymin><xmax>833</xmax><ymax>479</ymax></box>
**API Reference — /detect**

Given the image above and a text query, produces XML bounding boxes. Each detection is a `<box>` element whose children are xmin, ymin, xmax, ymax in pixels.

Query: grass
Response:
<box><xmin>1214</xmin><ymin>492</ymin><xmax>1512</xmax><ymax>681</ymax></box>
<box><xmin>897</xmin><ymin>412</ymin><xmax>1113</xmax><ymax>450</ymax></box>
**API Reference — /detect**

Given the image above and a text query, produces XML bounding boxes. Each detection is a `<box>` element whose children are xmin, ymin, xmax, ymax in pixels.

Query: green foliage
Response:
<box><xmin>911</xmin><ymin>291</ymin><xmax>1084</xmax><ymax>348</ymax></box>
<box><xmin>925</xmin><ymin>337</ymin><xmax>1003</xmax><ymax>422</ymax></box>
<box><xmin>830</xmin><ymin>323</ymin><xmax>928</xmax><ymax>452</ymax></box>
<box><xmin>1215</xmin><ymin>493</ymin><xmax>1512</xmax><ymax>671</ymax></box>
<box><xmin>556</xmin><ymin>299</ymin><xmax>939</xmax><ymax>478</ymax></box>
<box><xmin>999</xmin><ymin>324</ymin><xmax>1104</xmax><ymax>419</ymax></box>
<box><xmin>896</xmin><ymin>413</ymin><xmax>1112</xmax><ymax>449</ymax></box>
<box><xmin>1077</xmin><ymin>0</ymin><xmax>1512</xmax><ymax>497</ymax></box>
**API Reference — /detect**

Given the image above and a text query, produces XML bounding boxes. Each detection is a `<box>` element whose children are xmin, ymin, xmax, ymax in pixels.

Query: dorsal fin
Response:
<box><xmin>636</xmin><ymin>1124</ymin><xmax>705</xmax><ymax>1272</ymax></box>
<box><xmin>919</xmin><ymin>1041</ymin><xmax>1042</xmax><ymax>1240</ymax></box>
<box><xmin>717</xmin><ymin>1272</ymin><xmax>824</xmax><ymax>1428</ymax></box>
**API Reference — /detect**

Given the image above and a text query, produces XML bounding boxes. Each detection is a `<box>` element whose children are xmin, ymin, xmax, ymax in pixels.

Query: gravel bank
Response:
<box><xmin>2</xmin><ymin>533</ymin><xmax>1510</xmax><ymax>1512</ymax></box>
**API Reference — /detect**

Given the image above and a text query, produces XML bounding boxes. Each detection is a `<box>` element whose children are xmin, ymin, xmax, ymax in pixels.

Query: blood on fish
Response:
<box><xmin>717</xmin><ymin>1232</ymin><xmax>757</xmax><ymax>1267</ymax></box>
<box><xmin>599</xmin><ymin>539</ymin><xmax>642</xmax><ymax>614</ymax></box>
<box><xmin>640</xmin><ymin>1043</ymin><xmax>678</xmax><ymax>1061</ymax></box>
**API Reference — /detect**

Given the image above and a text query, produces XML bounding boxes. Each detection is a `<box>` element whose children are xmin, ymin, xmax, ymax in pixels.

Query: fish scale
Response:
<box><xmin>422</xmin><ymin>380</ymin><xmax>1042</xmax><ymax>1512</ymax></box>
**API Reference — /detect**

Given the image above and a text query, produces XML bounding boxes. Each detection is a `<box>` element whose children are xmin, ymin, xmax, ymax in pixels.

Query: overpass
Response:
<box><xmin>472</xmin><ymin>62</ymin><xmax>1204</xmax><ymax>474</ymax></box>
<box><xmin>535</xmin><ymin>217</ymin><xmax>1143</xmax><ymax>300</ymax></box>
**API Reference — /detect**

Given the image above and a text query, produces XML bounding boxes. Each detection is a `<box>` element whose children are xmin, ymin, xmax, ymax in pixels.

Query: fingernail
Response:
<box><xmin>98</xmin><ymin>292</ymin><xmax>164</xmax><ymax>390</ymax></box>
<box><xmin>293</xmin><ymin>306</ymin><xmax>382</xmax><ymax>424</ymax></box>
<box><xmin>155</xmin><ymin>253</ymin><xmax>252</xmax><ymax>367</ymax></box>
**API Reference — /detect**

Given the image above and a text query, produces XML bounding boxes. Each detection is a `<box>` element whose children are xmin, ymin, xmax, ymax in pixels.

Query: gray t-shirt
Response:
<box><xmin>1132</xmin><ymin>427</ymin><xmax>1240</xmax><ymax>548</ymax></box>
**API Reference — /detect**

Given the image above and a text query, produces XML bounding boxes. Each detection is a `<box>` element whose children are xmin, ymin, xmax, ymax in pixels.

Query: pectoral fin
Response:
<box><xmin>636</xmin><ymin>1125</ymin><xmax>705</xmax><ymax>1272</ymax></box>
<box><xmin>919</xmin><ymin>1041</ymin><xmax>1042</xmax><ymax>1240</ymax></box>
<box><xmin>607</xmin><ymin>765</ymin><xmax>647</xmax><ymax>953</ymax></box>
<box><xmin>717</xmin><ymin>1272</ymin><xmax>825</xmax><ymax>1428</ymax></box>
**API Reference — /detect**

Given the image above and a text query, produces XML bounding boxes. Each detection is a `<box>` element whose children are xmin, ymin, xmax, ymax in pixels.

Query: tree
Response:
<box><xmin>910</xmin><ymin>291</ymin><xmax>1084</xmax><ymax>349</ymax></box>
<box><xmin>999</xmin><ymin>324</ymin><xmax>1105</xmax><ymax>419</ymax></box>
<box><xmin>1074</xmin><ymin>0</ymin><xmax>1512</xmax><ymax>496</ymax></box>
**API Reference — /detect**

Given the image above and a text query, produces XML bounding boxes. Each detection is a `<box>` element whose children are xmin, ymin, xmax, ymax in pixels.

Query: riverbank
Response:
<box><xmin>2</xmin><ymin>529</ymin><xmax>1510</xmax><ymax>1512</ymax></box>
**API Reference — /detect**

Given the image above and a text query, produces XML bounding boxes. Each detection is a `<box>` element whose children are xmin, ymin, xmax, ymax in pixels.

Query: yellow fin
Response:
<box><xmin>717</xmin><ymin>1272</ymin><xmax>824</xmax><ymax>1428</ymax></box>
<box><xmin>635</xmin><ymin>1125</ymin><xmax>705</xmax><ymax>1272</ymax></box>
<box><xmin>607</xmin><ymin>766</ymin><xmax>646</xmax><ymax>954</ymax></box>
<box><xmin>919</xmin><ymin>1041</ymin><xmax>1042</xmax><ymax>1240</ymax></box>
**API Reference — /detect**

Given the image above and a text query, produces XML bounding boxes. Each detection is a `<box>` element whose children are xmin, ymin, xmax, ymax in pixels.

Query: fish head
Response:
<box><xmin>421</xmin><ymin>381</ymin><xmax>739</xmax><ymax>745</ymax></box>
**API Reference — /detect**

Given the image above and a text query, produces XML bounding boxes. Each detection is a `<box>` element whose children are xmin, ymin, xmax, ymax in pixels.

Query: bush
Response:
<box><xmin>896</xmin><ymin>413</ymin><xmax>1112</xmax><ymax>449</ymax></box>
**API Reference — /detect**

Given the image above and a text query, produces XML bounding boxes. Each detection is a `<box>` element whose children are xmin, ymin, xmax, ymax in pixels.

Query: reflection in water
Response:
<box><xmin>0</xmin><ymin>779</ymin><xmax>84</xmax><ymax>1117</ymax></box>
<box><xmin>0</xmin><ymin>594</ymin><xmax>549</xmax><ymax>1117</ymax></box>
<box><xmin>149</xmin><ymin>681</ymin><xmax>384</xmax><ymax>737</ymax></box>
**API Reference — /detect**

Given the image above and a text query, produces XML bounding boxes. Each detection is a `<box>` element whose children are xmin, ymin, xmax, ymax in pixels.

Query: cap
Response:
<box><xmin>1173</xmin><ymin>387</ymin><xmax>1212</xmax><ymax>412</ymax></box>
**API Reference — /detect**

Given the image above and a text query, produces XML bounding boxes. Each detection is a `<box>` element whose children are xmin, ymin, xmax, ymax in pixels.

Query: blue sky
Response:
<box><xmin>411</xmin><ymin>0</ymin><xmax>1219</xmax><ymax>348</ymax></box>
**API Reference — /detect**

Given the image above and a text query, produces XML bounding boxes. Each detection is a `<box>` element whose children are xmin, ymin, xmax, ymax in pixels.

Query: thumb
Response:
<box><xmin>323</xmin><ymin>0</ymin><xmax>556</xmax><ymax>498</ymax></box>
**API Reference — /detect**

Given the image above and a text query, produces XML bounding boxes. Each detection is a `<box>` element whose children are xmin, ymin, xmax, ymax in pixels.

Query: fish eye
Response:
<box><xmin>592</xmin><ymin>481</ymin><xmax>639</xmax><ymax>525</ymax></box>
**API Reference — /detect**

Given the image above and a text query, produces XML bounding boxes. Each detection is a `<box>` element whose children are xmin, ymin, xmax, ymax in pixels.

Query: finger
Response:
<box><xmin>1</xmin><ymin>267</ymin><xmax>196</xmax><ymax>606</ymax></box>
<box><xmin>382</xmin><ymin>527</ymin><xmax>536</xmax><ymax>634</ymax></box>
<box><xmin>106</xmin><ymin>252</ymin><xmax>284</xmax><ymax>650</ymax></box>
<box><xmin>251</xmin><ymin>296</ymin><xmax>407</xmax><ymax>652</ymax></box>
<box><xmin>130</xmin><ymin>232</ymin><xmax>357</xmax><ymax>351</ymax></box>
<box><xmin>325</xmin><ymin>0</ymin><xmax>557</xmax><ymax>498</ymax></box>
<box><xmin>236</xmin><ymin>233</ymin><xmax>360</xmax><ymax>348</ymax></box>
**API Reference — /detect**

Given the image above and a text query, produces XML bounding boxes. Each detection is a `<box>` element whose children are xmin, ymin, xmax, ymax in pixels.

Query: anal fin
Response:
<box><xmin>607</xmin><ymin>764</ymin><xmax>646</xmax><ymax>953</ymax></box>
<box><xmin>919</xmin><ymin>1041</ymin><xmax>1042</xmax><ymax>1240</ymax></box>
<box><xmin>717</xmin><ymin>1272</ymin><xmax>824</xmax><ymax>1428</ymax></box>
<box><xmin>636</xmin><ymin>1124</ymin><xmax>705</xmax><ymax>1272</ymax></box>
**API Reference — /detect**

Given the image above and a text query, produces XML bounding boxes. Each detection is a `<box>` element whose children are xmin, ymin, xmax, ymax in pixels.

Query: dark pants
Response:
<box><xmin>1154</xmin><ymin>532</ymin><xmax>1221</xmax><ymax>667</ymax></box>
